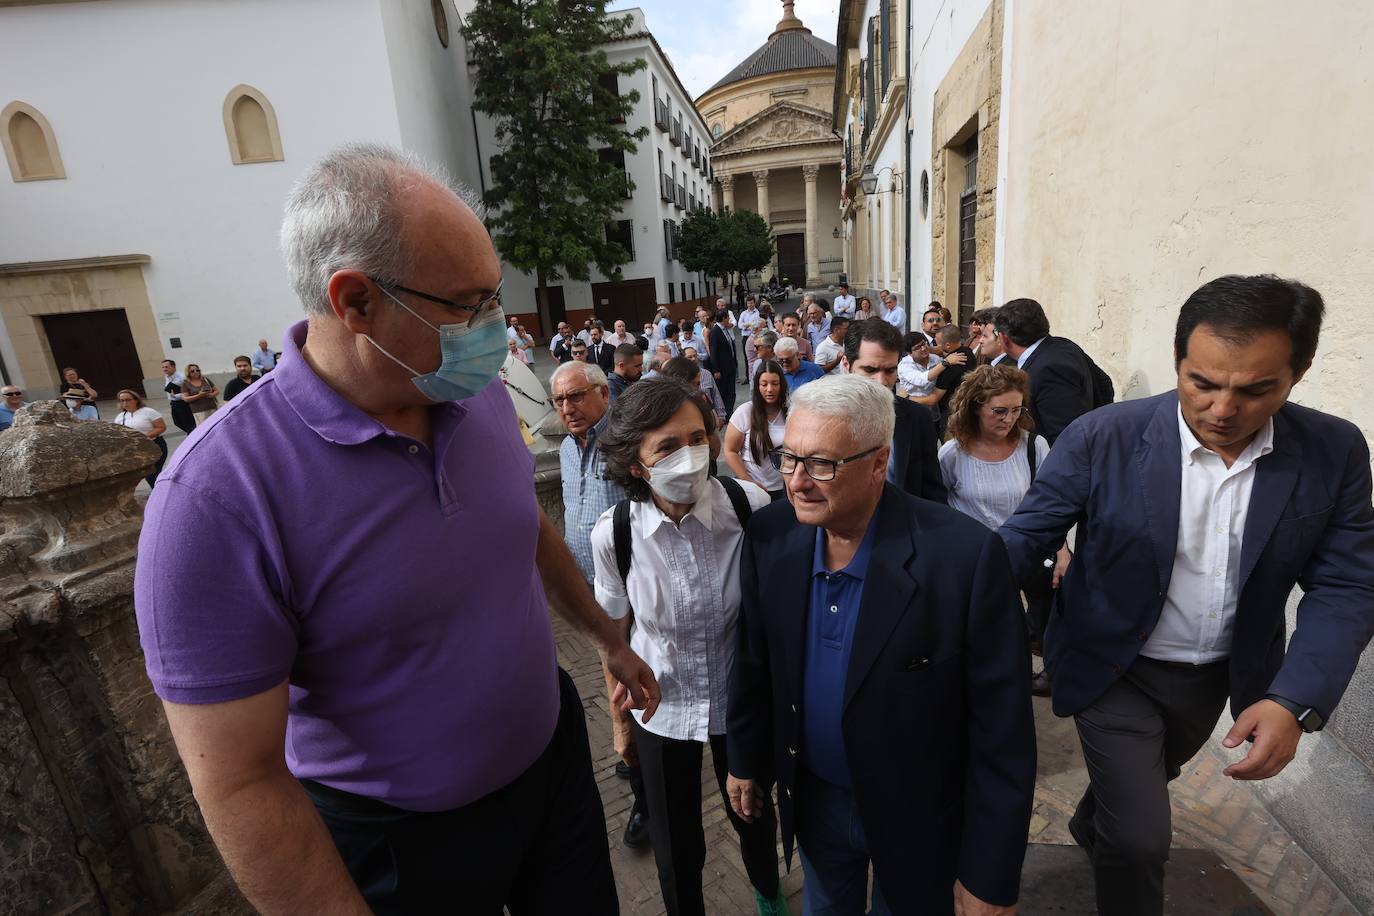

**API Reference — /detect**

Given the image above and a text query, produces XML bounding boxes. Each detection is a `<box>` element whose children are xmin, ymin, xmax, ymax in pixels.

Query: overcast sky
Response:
<box><xmin>607</xmin><ymin>0</ymin><xmax>841</xmax><ymax>101</ymax></box>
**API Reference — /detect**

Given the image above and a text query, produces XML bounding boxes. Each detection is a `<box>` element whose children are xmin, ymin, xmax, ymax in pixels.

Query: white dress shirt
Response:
<box><xmin>591</xmin><ymin>478</ymin><xmax>771</xmax><ymax>741</ymax></box>
<box><xmin>832</xmin><ymin>294</ymin><xmax>857</xmax><ymax>318</ymax></box>
<box><xmin>897</xmin><ymin>354</ymin><xmax>943</xmax><ymax>397</ymax></box>
<box><xmin>882</xmin><ymin>304</ymin><xmax>906</xmax><ymax>329</ymax></box>
<box><xmin>1016</xmin><ymin>336</ymin><xmax>1047</xmax><ymax>369</ymax></box>
<box><xmin>1142</xmin><ymin>408</ymin><xmax>1275</xmax><ymax>664</ymax></box>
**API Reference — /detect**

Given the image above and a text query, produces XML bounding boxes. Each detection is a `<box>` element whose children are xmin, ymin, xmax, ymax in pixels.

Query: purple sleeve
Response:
<box><xmin>134</xmin><ymin>478</ymin><xmax>298</xmax><ymax>704</ymax></box>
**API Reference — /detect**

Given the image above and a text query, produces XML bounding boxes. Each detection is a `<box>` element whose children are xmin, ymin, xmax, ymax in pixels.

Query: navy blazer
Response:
<box><xmin>728</xmin><ymin>485</ymin><xmax>1036</xmax><ymax>911</ymax></box>
<box><xmin>892</xmin><ymin>395</ymin><xmax>949</xmax><ymax>504</ymax></box>
<box><xmin>999</xmin><ymin>391</ymin><xmax>1374</xmax><ymax>720</ymax></box>
<box><xmin>1018</xmin><ymin>335</ymin><xmax>1096</xmax><ymax>444</ymax></box>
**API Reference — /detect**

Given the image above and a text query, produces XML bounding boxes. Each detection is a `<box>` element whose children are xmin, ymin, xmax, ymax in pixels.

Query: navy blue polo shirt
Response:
<box><xmin>800</xmin><ymin>507</ymin><xmax>880</xmax><ymax>787</ymax></box>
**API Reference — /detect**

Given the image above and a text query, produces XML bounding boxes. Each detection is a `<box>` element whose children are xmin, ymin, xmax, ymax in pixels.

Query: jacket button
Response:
<box><xmin>1138</xmin><ymin>631</ymin><xmax>1149</xmax><ymax>641</ymax></box>
<box><xmin>791</xmin><ymin>704</ymin><xmax>797</xmax><ymax>714</ymax></box>
<box><xmin>1111</xmin><ymin>663</ymin><xmax>1123</xmax><ymax>674</ymax></box>
<box><xmin>788</xmin><ymin>746</ymin><xmax>797</xmax><ymax>757</ymax></box>
<box><xmin>785</xmin><ymin>787</ymin><xmax>791</xmax><ymax>798</ymax></box>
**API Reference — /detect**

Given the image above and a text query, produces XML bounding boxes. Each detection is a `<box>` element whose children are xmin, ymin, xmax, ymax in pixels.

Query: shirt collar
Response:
<box><xmin>636</xmin><ymin>479</ymin><xmax>715</xmax><ymax>537</ymax></box>
<box><xmin>812</xmin><ymin>505</ymin><xmax>881</xmax><ymax>581</ymax></box>
<box><xmin>275</xmin><ymin>320</ymin><xmax>467</xmax><ymax>446</ymax></box>
<box><xmin>1176</xmin><ymin>405</ymin><xmax>1275</xmax><ymax>467</ymax></box>
<box><xmin>1016</xmin><ymin>336</ymin><xmax>1048</xmax><ymax>369</ymax></box>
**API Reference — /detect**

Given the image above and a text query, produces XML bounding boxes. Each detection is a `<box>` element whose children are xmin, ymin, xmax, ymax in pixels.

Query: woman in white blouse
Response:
<box><xmin>113</xmin><ymin>389</ymin><xmax>169</xmax><ymax>488</ymax></box>
<box><xmin>591</xmin><ymin>377</ymin><xmax>785</xmax><ymax>916</ymax></box>
<box><xmin>722</xmin><ymin>360</ymin><xmax>789</xmax><ymax>501</ymax></box>
<box><xmin>937</xmin><ymin>365</ymin><xmax>1069</xmax><ymax>695</ymax></box>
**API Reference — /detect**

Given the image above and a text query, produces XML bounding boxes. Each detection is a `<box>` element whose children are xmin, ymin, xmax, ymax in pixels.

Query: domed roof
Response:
<box><xmin>703</xmin><ymin>1</ymin><xmax>837</xmax><ymax>96</ymax></box>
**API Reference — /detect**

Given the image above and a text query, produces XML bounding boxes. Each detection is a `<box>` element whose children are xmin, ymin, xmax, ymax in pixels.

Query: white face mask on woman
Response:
<box><xmin>642</xmin><ymin>443</ymin><xmax>710</xmax><ymax>505</ymax></box>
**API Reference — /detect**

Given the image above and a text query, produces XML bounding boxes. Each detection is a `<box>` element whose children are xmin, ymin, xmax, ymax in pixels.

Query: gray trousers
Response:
<box><xmin>1071</xmin><ymin>655</ymin><xmax>1230</xmax><ymax>916</ymax></box>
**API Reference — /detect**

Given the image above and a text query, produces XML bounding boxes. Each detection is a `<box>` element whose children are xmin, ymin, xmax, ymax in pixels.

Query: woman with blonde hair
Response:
<box><xmin>938</xmin><ymin>364</ymin><xmax>1068</xmax><ymax>695</ymax></box>
<box><xmin>181</xmin><ymin>363</ymin><xmax>219</xmax><ymax>416</ymax></box>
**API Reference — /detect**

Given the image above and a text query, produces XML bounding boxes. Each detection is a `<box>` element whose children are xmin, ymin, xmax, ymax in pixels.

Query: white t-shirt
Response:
<box><xmin>729</xmin><ymin>403</ymin><xmax>786</xmax><ymax>491</ymax></box>
<box><xmin>814</xmin><ymin>337</ymin><xmax>844</xmax><ymax>374</ymax></box>
<box><xmin>115</xmin><ymin>406</ymin><xmax>164</xmax><ymax>435</ymax></box>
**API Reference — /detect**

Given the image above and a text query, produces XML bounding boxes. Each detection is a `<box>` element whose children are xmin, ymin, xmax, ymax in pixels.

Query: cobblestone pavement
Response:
<box><xmin>555</xmin><ymin>616</ymin><xmax>1360</xmax><ymax>915</ymax></box>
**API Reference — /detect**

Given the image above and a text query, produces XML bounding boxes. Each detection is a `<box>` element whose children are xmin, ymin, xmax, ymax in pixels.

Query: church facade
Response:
<box><xmin>695</xmin><ymin>1</ymin><xmax>843</xmax><ymax>289</ymax></box>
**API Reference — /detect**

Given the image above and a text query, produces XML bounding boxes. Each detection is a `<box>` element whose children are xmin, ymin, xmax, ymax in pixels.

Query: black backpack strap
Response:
<box><xmin>613</xmin><ymin>498</ymin><xmax>633</xmax><ymax>588</ymax></box>
<box><xmin>717</xmin><ymin>476</ymin><xmax>754</xmax><ymax>529</ymax></box>
<box><xmin>1026</xmin><ymin>432</ymin><xmax>1038</xmax><ymax>482</ymax></box>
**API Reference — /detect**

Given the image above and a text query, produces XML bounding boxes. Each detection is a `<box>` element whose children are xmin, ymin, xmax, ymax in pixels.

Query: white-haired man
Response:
<box><xmin>727</xmin><ymin>375</ymin><xmax>1035</xmax><ymax>915</ymax></box>
<box><xmin>773</xmin><ymin>337</ymin><xmax>824</xmax><ymax>392</ymax></box>
<box><xmin>134</xmin><ymin>143</ymin><xmax>657</xmax><ymax>914</ymax></box>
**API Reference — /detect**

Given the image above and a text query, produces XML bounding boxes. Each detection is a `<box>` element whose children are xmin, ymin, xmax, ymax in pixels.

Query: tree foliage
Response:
<box><xmin>465</xmin><ymin>0</ymin><xmax>647</xmax><ymax>319</ymax></box>
<box><xmin>676</xmin><ymin>207</ymin><xmax>775</xmax><ymax>289</ymax></box>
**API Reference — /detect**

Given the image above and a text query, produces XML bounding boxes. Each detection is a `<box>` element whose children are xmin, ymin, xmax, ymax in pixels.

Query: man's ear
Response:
<box><xmin>840</xmin><ymin>355</ymin><xmax>852</xmax><ymax>374</ymax></box>
<box><xmin>327</xmin><ymin>270</ymin><xmax>379</xmax><ymax>334</ymax></box>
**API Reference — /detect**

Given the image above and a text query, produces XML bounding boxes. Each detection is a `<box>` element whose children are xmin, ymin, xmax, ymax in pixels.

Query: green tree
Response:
<box><xmin>676</xmin><ymin>207</ymin><xmax>776</xmax><ymax>294</ymax></box>
<box><xmin>465</xmin><ymin>0</ymin><xmax>647</xmax><ymax>333</ymax></box>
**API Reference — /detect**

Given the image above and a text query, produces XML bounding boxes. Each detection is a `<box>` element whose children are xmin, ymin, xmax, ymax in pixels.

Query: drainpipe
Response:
<box><xmin>902</xmin><ymin>0</ymin><xmax>914</xmax><ymax>315</ymax></box>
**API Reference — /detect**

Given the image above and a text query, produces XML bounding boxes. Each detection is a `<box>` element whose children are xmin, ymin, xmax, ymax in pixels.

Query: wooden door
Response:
<box><xmin>41</xmin><ymin>309</ymin><xmax>145</xmax><ymax>397</ymax></box>
<box><xmin>776</xmin><ymin>233</ymin><xmax>805</xmax><ymax>288</ymax></box>
<box><xmin>591</xmin><ymin>277</ymin><xmax>659</xmax><ymax>329</ymax></box>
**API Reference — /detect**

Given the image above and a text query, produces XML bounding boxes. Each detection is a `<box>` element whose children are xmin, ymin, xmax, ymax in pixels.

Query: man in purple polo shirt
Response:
<box><xmin>134</xmin><ymin>143</ymin><xmax>659</xmax><ymax>915</ymax></box>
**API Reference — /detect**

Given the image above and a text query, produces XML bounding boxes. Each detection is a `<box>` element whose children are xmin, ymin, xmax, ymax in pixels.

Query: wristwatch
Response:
<box><xmin>1264</xmin><ymin>694</ymin><xmax>1325</xmax><ymax>733</ymax></box>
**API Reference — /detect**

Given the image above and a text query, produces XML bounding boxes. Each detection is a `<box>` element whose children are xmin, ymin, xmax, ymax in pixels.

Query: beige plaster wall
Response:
<box><xmin>698</xmin><ymin>70</ymin><xmax>835</xmax><ymax>136</ymax></box>
<box><xmin>1001</xmin><ymin>0</ymin><xmax>1374</xmax><ymax>444</ymax></box>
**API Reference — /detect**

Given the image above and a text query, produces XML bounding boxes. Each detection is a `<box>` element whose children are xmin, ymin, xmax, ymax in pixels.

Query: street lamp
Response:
<box><xmin>859</xmin><ymin>163</ymin><xmax>896</xmax><ymax>197</ymax></box>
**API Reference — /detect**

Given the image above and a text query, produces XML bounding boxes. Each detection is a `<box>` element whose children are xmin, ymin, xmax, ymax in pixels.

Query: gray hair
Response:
<box><xmin>715</xmin><ymin>298</ymin><xmax>727</xmax><ymax>308</ymax></box>
<box><xmin>774</xmin><ymin>337</ymin><xmax>799</xmax><ymax>357</ymax></box>
<box><xmin>280</xmin><ymin>142</ymin><xmax>483</xmax><ymax>316</ymax></box>
<box><xmin>935</xmin><ymin>324</ymin><xmax>962</xmax><ymax>345</ymax></box>
<box><xmin>754</xmin><ymin>329</ymin><xmax>779</xmax><ymax>348</ymax></box>
<box><xmin>801</xmin><ymin>293</ymin><xmax>816</xmax><ymax>305</ymax></box>
<box><xmin>550</xmin><ymin>360</ymin><xmax>608</xmax><ymax>390</ymax></box>
<box><xmin>788</xmin><ymin>374</ymin><xmax>894</xmax><ymax>451</ymax></box>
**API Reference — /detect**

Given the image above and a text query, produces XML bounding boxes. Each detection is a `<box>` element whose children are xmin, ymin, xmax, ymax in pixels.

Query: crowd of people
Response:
<box><xmin>127</xmin><ymin>143</ymin><xmax>1374</xmax><ymax>916</ymax></box>
<box><xmin>0</xmin><ymin>340</ymin><xmax>280</xmax><ymax>492</ymax></box>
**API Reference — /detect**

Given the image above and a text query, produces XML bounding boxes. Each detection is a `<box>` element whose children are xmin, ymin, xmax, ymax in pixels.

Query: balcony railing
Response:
<box><xmin>660</xmin><ymin>174</ymin><xmax>675</xmax><ymax>202</ymax></box>
<box><xmin>670</xmin><ymin>117</ymin><xmax>682</xmax><ymax>147</ymax></box>
<box><xmin>676</xmin><ymin>184</ymin><xmax>686</xmax><ymax>210</ymax></box>
<box><xmin>654</xmin><ymin>99</ymin><xmax>669</xmax><ymax>131</ymax></box>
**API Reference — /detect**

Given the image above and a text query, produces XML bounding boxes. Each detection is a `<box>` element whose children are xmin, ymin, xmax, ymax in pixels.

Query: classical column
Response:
<box><xmin>719</xmin><ymin>173</ymin><xmax>735</xmax><ymax>213</ymax></box>
<box><xmin>802</xmin><ymin>163</ymin><xmax>821</xmax><ymax>285</ymax></box>
<box><xmin>752</xmin><ymin>169</ymin><xmax>771</xmax><ymax>225</ymax></box>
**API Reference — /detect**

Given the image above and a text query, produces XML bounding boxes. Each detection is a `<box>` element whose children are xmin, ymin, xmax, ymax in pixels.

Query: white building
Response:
<box><xmin>0</xmin><ymin>0</ymin><xmax>708</xmax><ymax>402</ymax></box>
<box><xmin>455</xmin><ymin>4</ymin><xmax>714</xmax><ymax>337</ymax></box>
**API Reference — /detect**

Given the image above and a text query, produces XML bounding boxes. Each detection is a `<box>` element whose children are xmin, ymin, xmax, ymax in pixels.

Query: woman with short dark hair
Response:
<box><xmin>592</xmin><ymin>378</ymin><xmax>784</xmax><ymax>916</ymax></box>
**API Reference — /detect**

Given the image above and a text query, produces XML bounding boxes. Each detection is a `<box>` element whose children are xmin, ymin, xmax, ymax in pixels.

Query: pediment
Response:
<box><xmin>712</xmin><ymin>101</ymin><xmax>839</xmax><ymax>154</ymax></box>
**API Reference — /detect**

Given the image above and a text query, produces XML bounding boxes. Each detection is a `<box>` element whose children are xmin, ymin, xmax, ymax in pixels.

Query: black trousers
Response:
<box><xmin>720</xmin><ymin>374</ymin><xmax>737</xmax><ymax>417</ymax></box>
<box><xmin>169</xmin><ymin>401</ymin><xmax>196</xmax><ymax>435</ymax></box>
<box><xmin>146</xmin><ymin>435</ymin><xmax>167</xmax><ymax>489</ymax></box>
<box><xmin>1071</xmin><ymin>656</ymin><xmax>1230</xmax><ymax>916</ymax></box>
<box><xmin>304</xmin><ymin>668</ymin><xmax>617</xmax><ymax>915</ymax></box>
<box><xmin>631</xmin><ymin>719</ymin><xmax>780</xmax><ymax>916</ymax></box>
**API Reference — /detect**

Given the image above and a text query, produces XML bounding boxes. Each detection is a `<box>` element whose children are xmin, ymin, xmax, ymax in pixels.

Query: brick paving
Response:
<box><xmin>556</xmin><ymin>615</ymin><xmax>1359</xmax><ymax>914</ymax></box>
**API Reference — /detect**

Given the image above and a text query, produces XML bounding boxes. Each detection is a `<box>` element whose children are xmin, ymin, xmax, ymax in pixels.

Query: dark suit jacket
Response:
<box><xmin>893</xmin><ymin>395</ymin><xmax>948</xmax><ymax>504</ymax></box>
<box><xmin>1017</xmin><ymin>335</ymin><xmax>1096</xmax><ymax>444</ymax></box>
<box><xmin>587</xmin><ymin>341</ymin><xmax>616</xmax><ymax>374</ymax></box>
<box><xmin>728</xmin><ymin>485</ymin><xmax>1036</xmax><ymax>911</ymax></box>
<box><xmin>999</xmin><ymin>391</ymin><xmax>1374</xmax><ymax>720</ymax></box>
<box><xmin>706</xmin><ymin>324</ymin><xmax>736</xmax><ymax>381</ymax></box>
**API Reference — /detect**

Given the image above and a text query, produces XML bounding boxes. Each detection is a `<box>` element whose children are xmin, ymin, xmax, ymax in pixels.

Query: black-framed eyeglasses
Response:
<box><xmin>549</xmin><ymin>387</ymin><xmax>592</xmax><ymax>409</ymax></box>
<box><xmin>769</xmin><ymin>445</ymin><xmax>882</xmax><ymax>482</ymax></box>
<box><xmin>372</xmin><ymin>277</ymin><xmax>503</xmax><ymax>328</ymax></box>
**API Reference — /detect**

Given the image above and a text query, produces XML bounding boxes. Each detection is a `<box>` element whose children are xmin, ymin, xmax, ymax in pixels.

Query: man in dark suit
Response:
<box><xmin>841</xmin><ymin>318</ymin><xmax>947</xmax><ymax>503</ymax></box>
<box><xmin>699</xmin><ymin>303</ymin><xmax>738</xmax><ymax>416</ymax></box>
<box><xmin>586</xmin><ymin>326</ymin><xmax>616</xmax><ymax>374</ymax></box>
<box><xmin>999</xmin><ymin>275</ymin><xmax>1374</xmax><ymax>916</ymax></box>
<box><xmin>993</xmin><ymin>298</ymin><xmax>1112</xmax><ymax>443</ymax></box>
<box><xmin>726</xmin><ymin>374</ymin><xmax>1034</xmax><ymax>915</ymax></box>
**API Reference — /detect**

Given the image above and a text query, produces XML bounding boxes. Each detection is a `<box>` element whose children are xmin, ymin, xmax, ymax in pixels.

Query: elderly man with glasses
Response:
<box><xmin>0</xmin><ymin>386</ymin><xmax>25</xmax><ymax>432</ymax></box>
<box><xmin>132</xmin><ymin>143</ymin><xmax>658</xmax><ymax>915</ymax></box>
<box><xmin>726</xmin><ymin>374</ymin><xmax>1035</xmax><ymax>916</ymax></box>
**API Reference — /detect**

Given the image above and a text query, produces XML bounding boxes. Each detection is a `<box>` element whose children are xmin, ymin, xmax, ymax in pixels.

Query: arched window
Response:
<box><xmin>222</xmin><ymin>84</ymin><xmax>284</xmax><ymax>165</ymax></box>
<box><xmin>1</xmin><ymin>101</ymin><xmax>66</xmax><ymax>181</ymax></box>
<box><xmin>712</xmin><ymin>123</ymin><xmax>723</xmax><ymax>139</ymax></box>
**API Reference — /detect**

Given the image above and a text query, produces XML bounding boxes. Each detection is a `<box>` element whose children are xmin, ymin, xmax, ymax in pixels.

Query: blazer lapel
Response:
<box><xmin>891</xmin><ymin>400</ymin><xmax>911</xmax><ymax>478</ymax></box>
<box><xmin>1137</xmin><ymin>393</ymin><xmax>1183</xmax><ymax>597</ymax></box>
<box><xmin>1238</xmin><ymin>411</ymin><xmax>1300</xmax><ymax>591</ymax></box>
<box><xmin>843</xmin><ymin>486</ymin><xmax>919</xmax><ymax>711</ymax></box>
<box><xmin>773</xmin><ymin>519</ymin><xmax>817</xmax><ymax>708</ymax></box>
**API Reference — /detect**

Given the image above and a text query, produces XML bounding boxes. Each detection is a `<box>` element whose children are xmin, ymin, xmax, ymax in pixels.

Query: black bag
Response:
<box><xmin>1021</xmin><ymin>434</ymin><xmax>1058</xmax><ymax>601</ymax></box>
<box><xmin>613</xmin><ymin>476</ymin><xmax>753</xmax><ymax>588</ymax></box>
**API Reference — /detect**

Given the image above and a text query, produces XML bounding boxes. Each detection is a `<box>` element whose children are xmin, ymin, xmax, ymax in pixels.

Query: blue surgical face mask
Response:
<box><xmin>367</xmin><ymin>288</ymin><xmax>508</xmax><ymax>402</ymax></box>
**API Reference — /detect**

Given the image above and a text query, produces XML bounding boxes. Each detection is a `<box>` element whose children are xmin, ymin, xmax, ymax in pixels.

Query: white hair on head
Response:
<box><xmin>774</xmin><ymin>337</ymin><xmax>799</xmax><ymax>357</ymax></box>
<box><xmin>280</xmin><ymin>142</ymin><xmax>484</xmax><ymax>316</ymax></box>
<box><xmin>788</xmin><ymin>374</ymin><xmax>894</xmax><ymax>451</ymax></box>
<box><xmin>801</xmin><ymin>293</ymin><xmax>815</xmax><ymax>304</ymax></box>
<box><xmin>550</xmin><ymin>360</ymin><xmax>607</xmax><ymax>390</ymax></box>
<box><xmin>716</xmin><ymin>298</ymin><xmax>726</xmax><ymax>307</ymax></box>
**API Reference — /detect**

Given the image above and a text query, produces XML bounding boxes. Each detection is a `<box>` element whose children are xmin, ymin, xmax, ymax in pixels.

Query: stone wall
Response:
<box><xmin>0</xmin><ymin>402</ymin><xmax>244</xmax><ymax>914</ymax></box>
